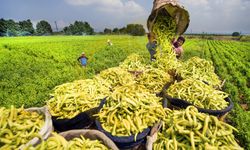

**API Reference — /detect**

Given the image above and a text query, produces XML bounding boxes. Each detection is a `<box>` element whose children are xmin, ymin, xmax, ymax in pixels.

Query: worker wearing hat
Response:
<box><xmin>77</xmin><ymin>52</ymin><xmax>88</xmax><ymax>67</ymax></box>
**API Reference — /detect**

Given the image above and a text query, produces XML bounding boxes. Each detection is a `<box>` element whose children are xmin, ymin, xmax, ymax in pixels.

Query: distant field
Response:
<box><xmin>0</xmin><ymin>35</ymin><xmax>249</xmax><ymax>148</ymax></box>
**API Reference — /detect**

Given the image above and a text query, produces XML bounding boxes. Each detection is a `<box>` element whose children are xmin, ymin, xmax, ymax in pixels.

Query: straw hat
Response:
<box><xmin>82</xmin><ymin>52</ymin><xmax>85</xmax><ymax>55</ymax></box>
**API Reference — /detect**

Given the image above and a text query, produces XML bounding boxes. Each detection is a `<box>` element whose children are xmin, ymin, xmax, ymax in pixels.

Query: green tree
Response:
<box><xmin>126</xmin><ymin>24</ymin><xmax>145</xmax><ymax>36</ymax></box>
<box><xmin>113</xmin><ymin>28</ymin><xmax>119</xmax><ymax>34</ymax></box>
<box><xmin>104</xmin><ymin>28</ymin><xmax>112</xmax><ymax>34</ymax></box>
<box><xmin>63</xmin><ymin>21</ymin><xmax>94</xmax><ymax>35</ymax></box>
<box><xmin>0</xmin><ymin>19</ymin><xmax>20</xmax><ymax>36</ymax></box>
<box><xmin>232</xmin><ymin>32</ymin><xmax>240</xmax><ymax>36</ymax></box>
<box><xmin>63</xmin><ymin>26</ymin><xmax>70</xmax><ymax>35</ymax></box>
<box><xmin>36</xmin><ymin>20</ymin><xmax>52</xmax><ymax>35</ymax></box>
<box><xmin>134</xmin><ymin>24</ymin><xmax>145</xmax><ymax>36</ymax></box>
<box><xmin>0</xmin><ymin>18</ymin><xmax>6</xmax><ymax>34</ymax></box>
<box><xmin>83</xmin><ymin>22</ymin><xmax>94</xmax><ymax>35</ymax></box>
<box><xmin>119</xmin><ymin>27</ymin><xmax>127</xmax><ymax>34</ymax></box>
<box><xmin>19</xmin><ymin>19</ymin><xmax>34</xmax><ymax>34</ymax></box>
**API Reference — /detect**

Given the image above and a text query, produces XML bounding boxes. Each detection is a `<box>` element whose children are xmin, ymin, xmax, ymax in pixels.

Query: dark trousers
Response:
<box><xmin>148</xmin><ymin>49</ymin><xmax>156</xmax><ymax>61</ymax></box>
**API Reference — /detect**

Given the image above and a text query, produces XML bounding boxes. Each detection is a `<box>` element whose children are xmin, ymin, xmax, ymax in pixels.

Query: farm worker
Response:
<box><xmin>107</xmin><ymin>39</ymin><xmax>113</xmax><ymax>46</ymax></box>
<box><xmin>172</xmin><ymin>36</ymin><xmax>185</xmax><ymax>59</ymax></box>
<box><xmin>77</xmin><ymin>52</ymin><xmax>88</xmax><ymax>67</ymax></box>
<box><xmin>146</xmin><ymin>32</ymin><xmax>157</xmax><ymax>61</ymax></box>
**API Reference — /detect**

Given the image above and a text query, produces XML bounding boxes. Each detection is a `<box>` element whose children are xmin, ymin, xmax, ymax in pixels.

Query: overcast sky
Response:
<box><xmin>1</xmin><ymin>0</ymin><xmax>250</xmax><ymax>34</ymax></box>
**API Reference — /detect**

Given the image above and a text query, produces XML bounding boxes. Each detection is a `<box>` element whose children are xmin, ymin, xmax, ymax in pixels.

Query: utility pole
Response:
<box><xmin>54</xmin><ymin>21</ymin><xmax>58</xmax><ymax>32</ymax></box>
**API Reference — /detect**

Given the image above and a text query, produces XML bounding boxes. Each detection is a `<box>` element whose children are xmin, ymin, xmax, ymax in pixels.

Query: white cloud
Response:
<box><xmin>65</xmin><ymin>0</ymin><xmax>145</xmax><ymax>16</ymax></box>
<box><xmin>179</xmin><ymin>0</ymin><xmax>250</xmax><ymax>33</ymax></box>
<box><xmin>183</xmin><ymin>0</ymin><xmax>208</xmax><ymax>6</ymax></box>
<box><xmin>65</xmin><ymin>0</ymin><xmax>122</xmax><ymax>7</ymax></box>
<box><xmin>65</xmin><ymin>0</ymin><xmax>147</xmax><ymax>30</ymax></box>
<box><xmin>65</xmin><ymin>0</ymin><xmax>93</xmax><ymax>6</ymax></box>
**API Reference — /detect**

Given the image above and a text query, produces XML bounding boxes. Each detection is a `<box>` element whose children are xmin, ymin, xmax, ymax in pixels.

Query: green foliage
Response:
<box><xmin>0</xmin><ymin>18</ymin><xmax>20</xmax><ymax>36</ymax></box>
<box><xmin>126</xmin><ymin>24</ymin><xmax>145</xmax><ymax>36</ymax></box>
<box><xmin>0</xmin><ymin>36</ymin><xmax>249</xmax><ymax>148</ymax></box>
<box><xmin>102</xmin><ymin>24</ymin><xmax>146</xmax><ymax>36</ymax></box>
<box><xmin>103</xmin><ymin>28</ymin><xmax>112</xmax><ymax>34</ymax></box>
<box><xmin>112</xmin><ymin>28</ymin><xmax>119</xmax><ymax>34</ymax></box>
<box><xmin>63</xmin><ymin>21</ymin><xmax>94</xmax><ymax>35</ymax></box>
<box><xmin>36</xmin><ymin>20</ymin><xmax>52</xmax><ymax>35</ymax></box>
<box><xmin>239</xmin><ymin>35</ymin><xmax>250</xmax><ymax>42</ymax></box>
<box><xmin>102</xmin><ymin>25</ymin><xmax>146</xmax><ymax>36</ymax></box>
<box><xmin>183</xmin><ymin>39</ymin><xmax>250</xmax><ymax>149</ymax></box>
<box><xmin>18</xmin><ymin>19</ymin><xmax>34</xmax><ymax>34</ymax></box>
<box><xmin>118</xmin><ymin>27</ymin><xmax>127</xmax><ymax>34</ymax></box>
<box><xmin>229</xmin><ymin>105</ymin><xmax>250</xmax><ymax>150</ymax></box>
<box><xmin>0</xmin><ymin>35</ymin><xmax>148</xmax><ymax>108</ymax></box>
<box><xmin>232</xmin><ymin>32</ymin><xmax>240</xmax><ymax>36</ymax></box>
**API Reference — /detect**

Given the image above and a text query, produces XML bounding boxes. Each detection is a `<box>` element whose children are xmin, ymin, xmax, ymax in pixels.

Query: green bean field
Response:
<box><xmin>183</xmin><ymin>39</ymin><xmax>250</xmax><ymax>149</ymax></box>
<box><xmin>0</xmin><ymin>35</ymin><xmax>249</xmax><ymax>148</ymax></box>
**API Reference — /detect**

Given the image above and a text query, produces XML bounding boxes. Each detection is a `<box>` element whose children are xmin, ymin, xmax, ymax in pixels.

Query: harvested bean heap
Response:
<box><xmin>177</xmin><ymin>57</ymin><xmax>222</xmax><ymax>88</ymax></box>
<box><xmin>96</xmin><ymin>84</ymin><xmax>166</xmax><ymax>138</ymax></box>
<box><xmin>119</xmin><ymin>53</ymin><xmax>146</xmax><ymax>72</ymax></box>
<box><xmin>0</xmin><ymin>106</ymin><xmax>44</xmax><ymax>149</ymax></box>
<box><xmin>26</xmin><ymin>133</ymin><xmax>108</xmax><ymax>150</ymax></box>
<box><xmin>153</xmin><ymin>106</ymin><xmax>243</xmax><ymax>150</ymax></box>
<box><xmin>136</xmin><ymin>67</ymin><xmax>172</xmax><ymax>94</ymax></box>
<box><xmin>94</xmin><ymin>67</ymin><xmax>135</xmax><ymax>89</ymax></box>
<box><xmin>47</xmin><ymin>79</ymin><xmax>110</xmax><ymax>119</ymax></box>
<box><xmin>167</xmin><ymin>79</ymin><xmax>229</xmax><ymax>110</ymax></box>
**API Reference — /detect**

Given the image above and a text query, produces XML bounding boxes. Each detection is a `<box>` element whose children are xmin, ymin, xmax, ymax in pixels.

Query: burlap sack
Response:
<box><xmin>147</xmin><ymin>0</ymin><xmax>190</xmax><ymax>35</ymax></box>
<box><xmin>21</xmin><ymin>106</ymin><xmax>53</xmax><ymax>149</ymax></box>
<box><xmin>145</xmin><ymin>122</ymin><xmax>162</xmax><ymax>150</ymax></box>
<box><xmin>60</xmin><ymin>129</ymin><xmax>119</xmax><ymax>150</ymax></box>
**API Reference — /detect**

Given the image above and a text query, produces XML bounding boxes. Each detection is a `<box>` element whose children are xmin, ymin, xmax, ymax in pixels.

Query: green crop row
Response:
<box><xmin>0</xmin><ymin>35</ymin><xmax>149</xmax><ymax>108</ymax></box>
<box><xmin>183</xmin><ymin>39</ymin><xmax>250</xmax><ymax>149</ymax></box>
<box><xmin>0</xmin><ymin>36</ymin><xmax>249</xmax><ymax>149</ymax></box>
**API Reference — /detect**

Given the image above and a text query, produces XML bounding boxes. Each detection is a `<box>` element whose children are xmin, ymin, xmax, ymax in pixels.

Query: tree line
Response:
<box><xmin>102</xmin><ymin>24</ymin><xmax>145</xmax><ymax>36</ymax></box>
<box><xmin>0</xmin><ymin>18</ymin><xmax>145</xmax><ymax>36</ymax></box>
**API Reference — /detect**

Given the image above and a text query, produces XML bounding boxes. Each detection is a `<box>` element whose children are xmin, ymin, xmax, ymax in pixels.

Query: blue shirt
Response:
<box><xmin>78</xmin><ymin>55</ymin><xmax>88</xmax><ymax>66</ymax></box>
<box><xmin>80</xmin><ymin>57</ymin><xmax>87</xmax><ymax>65</ymax></box>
